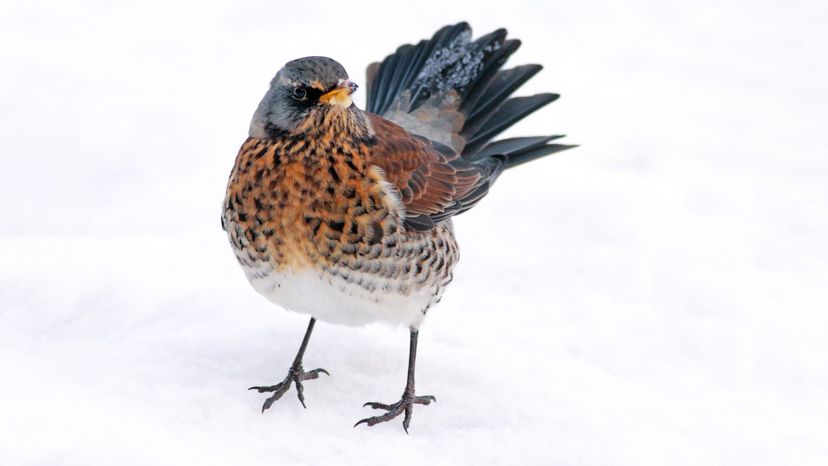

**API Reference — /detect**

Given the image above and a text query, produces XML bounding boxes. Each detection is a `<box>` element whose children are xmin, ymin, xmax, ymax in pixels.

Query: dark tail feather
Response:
<box><xmin>365</xmin><ymin>22</ymin><xmax>574</xmax><ymax>168</ymax></box>
<box><xmin>461</xmin><ymin>63</ymin><xmax>541</xmax><ymax>121</ymax></box>
<box><xmin>461</xmin><ymin>93</ymin><xmax>559</xmax><ymax>157</ymax></box>
<box><xmin>471</xmin><ymin>136</ymin><xmax>577</xmax><ymax>169</ymax></box>
<box><xmin>409</xmin><ymin>26</ymin><xmax>509</xmax><ymax>113</ymax></box>
<box><xmin>367</xmin><ymin>22</ymin><xmax>473</xmax><ymax>115</ymax></box>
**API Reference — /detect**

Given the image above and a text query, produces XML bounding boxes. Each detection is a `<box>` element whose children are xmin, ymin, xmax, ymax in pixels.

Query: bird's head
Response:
<box><xmin>249</xmin><ymin>56</ymin><xmax>364</xmax><ymax>139</ymax></box>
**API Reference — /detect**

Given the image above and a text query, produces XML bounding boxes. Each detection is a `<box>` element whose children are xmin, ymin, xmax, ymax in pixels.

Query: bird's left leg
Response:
<box><xmin>249</xmin><ymin>317</ymin><xmax>329</xmax><ymax>412</ymax></box>
<box><xmin>355</xmin><ymin>328</ymin><xmax>436</xmax><ymax>433</ymax></box>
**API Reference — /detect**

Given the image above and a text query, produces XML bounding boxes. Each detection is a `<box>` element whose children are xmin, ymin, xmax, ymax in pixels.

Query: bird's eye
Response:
<box><xmin>291</xmin><ymin>86</ymin><xmax>307</xmax><ymax>100</ymax></box>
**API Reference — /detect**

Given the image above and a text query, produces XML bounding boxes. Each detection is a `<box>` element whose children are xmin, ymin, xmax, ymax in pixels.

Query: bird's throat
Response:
<box><xmin>296</xmin><ymin>106</ymin><xmax>374</xmax><ymax>142</ymax></box>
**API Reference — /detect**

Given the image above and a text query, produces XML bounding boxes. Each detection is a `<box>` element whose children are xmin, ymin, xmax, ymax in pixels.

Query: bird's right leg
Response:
<box><xmin>249</xmin><ymin>317</ymin><xmax>329</xmax><ymax>412</ymax></box>
<box><xmin>355</xmin><ymin>328</ymin><xmax>436</xmax><ymax>433</ymax></box>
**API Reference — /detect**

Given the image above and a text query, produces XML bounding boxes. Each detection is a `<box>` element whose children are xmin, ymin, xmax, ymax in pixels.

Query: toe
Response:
<box><xmin>402</xmin><ymin>405</ymin><xmax>413</xmax><ymax>434</ymax></box>
<box><xmin>249</xmin><ymin>383</ymin><xmax>284</xmax><ymax>393</ymax></box>
<box><xmin>262</xmin><ymin>390</ymin><xmax>287</xmax><ymax>412</ymax></box>
<box><xmin>295</xmin><ymin>380</ymin><xmax>307</xmax><ymax>408</ymax></box>
<box><xmin>413</xmin><ymin>395</ymin><xmax>436</xmax><ymax>405</ymax></box>
<box><xmin>363</xmin><ymin>401</ymin><xmax>393</xmax><ymax>410</ymax></box>
<box><xmin>302</xmin><ymin>368</ymin><xmax>330</xmax><ymax>380</ymax></box>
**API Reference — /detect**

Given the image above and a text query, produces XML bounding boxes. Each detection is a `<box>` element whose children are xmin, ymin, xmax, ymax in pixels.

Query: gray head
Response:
<box><xmin>249</xmin><ymin>56</ymin><xmax>359</xmax><ymax>138</ymax></box>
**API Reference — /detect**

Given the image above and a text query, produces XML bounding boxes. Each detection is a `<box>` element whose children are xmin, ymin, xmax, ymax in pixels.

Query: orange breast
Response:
<box><xmin>223</xmin><ymin>136</ymin><xmax>404</xmax><ymax>272</ymax></box>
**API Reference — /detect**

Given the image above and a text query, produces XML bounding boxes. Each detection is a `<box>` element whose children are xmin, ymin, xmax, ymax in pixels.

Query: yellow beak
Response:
<box><xmin>320</xmin><ymin>79</ymin><xmax>358</xmax><ymax>107</ymax></box>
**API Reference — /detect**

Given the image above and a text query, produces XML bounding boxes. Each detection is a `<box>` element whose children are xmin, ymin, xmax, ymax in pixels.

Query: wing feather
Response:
<box><xmin>365</xmin><ymin>113</ymin><xmax>502</xmax><ymax>230</ymax></box>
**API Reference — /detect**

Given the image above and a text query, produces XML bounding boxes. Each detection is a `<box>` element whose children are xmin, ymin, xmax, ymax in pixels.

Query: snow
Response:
<box><xmin>2</xmin><ymin>0</ymin><xmax>827</xmax><ymax>464</ymax></box>
<box><xmin>411</xmin><ymin>27</ymin><xmax>485</xmax><ymax>95</ymax></box>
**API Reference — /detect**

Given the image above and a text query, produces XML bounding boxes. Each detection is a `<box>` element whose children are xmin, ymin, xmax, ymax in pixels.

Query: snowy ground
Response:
<box><xmin>2</xmin><ymin>0</ymin><xmax>827</xmax><ymax>464</ymax></box>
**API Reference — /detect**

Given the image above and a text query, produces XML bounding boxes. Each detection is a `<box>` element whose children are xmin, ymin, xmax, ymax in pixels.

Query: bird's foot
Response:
<box><xmin>355</xmin><ymin>390</ymin><xmax>436</xmax><ymax>433</ymax></box>
<box><xmin>249</xmin><ymin>363</ymin><xmax>329</xmax><ymax>412</ymax></box>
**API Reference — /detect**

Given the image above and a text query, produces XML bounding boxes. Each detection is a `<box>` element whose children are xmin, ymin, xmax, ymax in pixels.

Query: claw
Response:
<box><xmin>295</xmin><ymin>380</ymin><xmax>306</xmax><ymax>408</ymax></box>
<box><xmin>248</xmin><ymin>384</ymin><xmax>282</xmax><ymax>393</ymax></box>
<box><xmin>363</xmin><ymin>401</ymin><xmax>393</xmax><ymax>410</ymax></box>
<box><xmin>303</xmin><ymin>368</ymin><xmax>330</xmax><ymax>380</ymax></box>
<box><xmin>355</xmin><ymin>391</ymin><xmax>435</xmax><ymax>432</ymax></box>
<box><xmin>250</xmin><ymin>364</ymin><xmax>328</xmax><ymax>411</ymax></box>
<box><xmin>402</xmin><ymin>405</ymin><xmax>412</xmax><ymax>434</ymax></box>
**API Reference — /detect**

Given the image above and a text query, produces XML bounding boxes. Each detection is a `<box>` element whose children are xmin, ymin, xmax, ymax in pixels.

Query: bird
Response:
<box><xmin>222</xmin><ymin>22</ymin><xmax>574</xmax><ymax>432</ymax></box>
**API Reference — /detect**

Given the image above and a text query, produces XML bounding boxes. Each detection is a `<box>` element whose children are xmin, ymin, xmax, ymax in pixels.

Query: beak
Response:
<box><xmin>320</xmin><ymin>79</ymin><xmax>358</xmax><ymax>107</ymax></box>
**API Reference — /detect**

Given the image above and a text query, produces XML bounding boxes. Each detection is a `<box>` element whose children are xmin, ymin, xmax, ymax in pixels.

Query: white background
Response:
<box><xmin>2</xmin><ymin>0</ymin><xmax>827</xmax><ymax>464</ymax></box>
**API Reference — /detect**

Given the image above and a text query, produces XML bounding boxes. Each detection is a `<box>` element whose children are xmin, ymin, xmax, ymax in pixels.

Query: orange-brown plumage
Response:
<box><xmin>223</xmin><ymin>107</ymin><xmax>460</xmax><ymax>311</ymax></box>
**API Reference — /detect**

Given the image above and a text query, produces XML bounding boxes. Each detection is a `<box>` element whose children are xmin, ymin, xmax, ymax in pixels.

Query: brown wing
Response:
<box><xmin>365</xmin><ymin>113</ymin><xmax>505</xmax><ymax>231</ymax></box>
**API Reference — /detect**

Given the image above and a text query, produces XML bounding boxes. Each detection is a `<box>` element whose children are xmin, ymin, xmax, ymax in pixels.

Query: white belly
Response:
<box><xmin>243</xmin><ymin>263</ymin><xmax>440</xmax><ymax>328</ymax></box>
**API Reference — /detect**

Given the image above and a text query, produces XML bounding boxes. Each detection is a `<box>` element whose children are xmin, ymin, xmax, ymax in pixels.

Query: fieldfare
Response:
<box><xmin>222</xmin><ymin>22</ymin><xmax>574</xmax><ymax>432</ymax></box>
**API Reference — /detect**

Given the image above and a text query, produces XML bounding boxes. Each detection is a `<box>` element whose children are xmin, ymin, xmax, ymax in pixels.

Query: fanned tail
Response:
<box><xmin>365</xmin><ymin>22</ymin><xmax>575</xmax><ymax>169</ymax></box>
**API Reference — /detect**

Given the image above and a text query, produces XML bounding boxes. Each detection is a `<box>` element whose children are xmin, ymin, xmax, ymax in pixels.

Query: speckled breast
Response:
<box><xmin>222</xmin><ymin>136</ymin><xmax>459</xmax><ymax>327</ymax></box>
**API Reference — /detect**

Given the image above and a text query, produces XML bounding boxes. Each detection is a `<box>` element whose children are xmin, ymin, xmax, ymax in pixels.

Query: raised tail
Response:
<box><xmin>365</xmin><ymin>22</ymin><xmax>575</xmax><ymax>168</ymax></box>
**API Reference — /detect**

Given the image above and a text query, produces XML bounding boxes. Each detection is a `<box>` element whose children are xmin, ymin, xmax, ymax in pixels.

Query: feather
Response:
<box><xmin>361</xmin><ymin>23</ymin><xmax>575</xmax><ymax>230</ymax></box>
